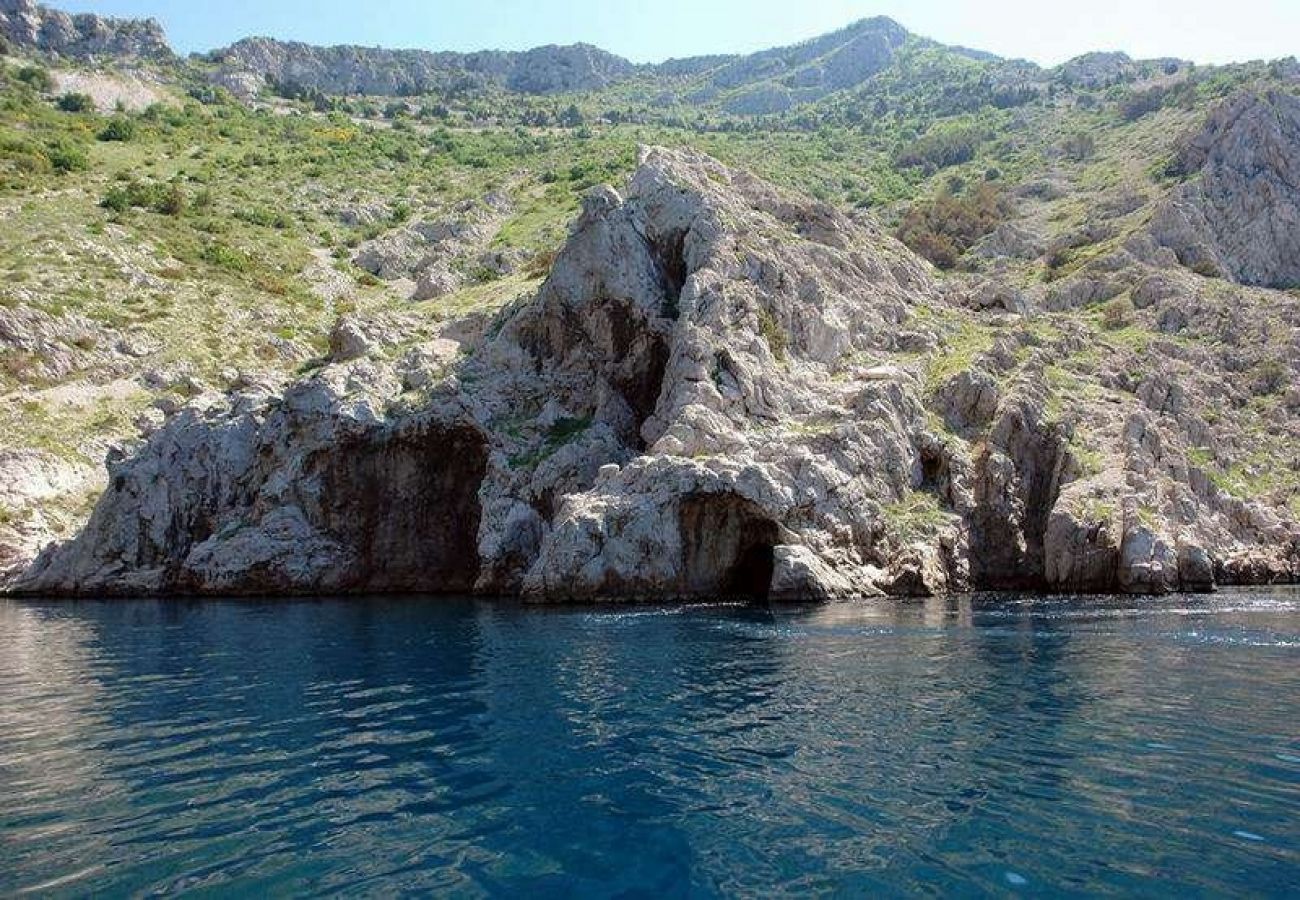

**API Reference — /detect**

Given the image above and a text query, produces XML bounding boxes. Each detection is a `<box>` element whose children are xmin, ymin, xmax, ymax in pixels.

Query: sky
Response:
<box><xmin>56</xmin><ymin>0</ymin><xmax>1300</xmax><ymax>66</ymax></box>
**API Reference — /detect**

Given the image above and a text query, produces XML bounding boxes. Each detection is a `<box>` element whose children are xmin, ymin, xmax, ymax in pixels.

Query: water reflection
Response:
<box><xmin>0</xmin><ymin>592</ymin><xmax>1297</xmax><ymax>896</ymax></box>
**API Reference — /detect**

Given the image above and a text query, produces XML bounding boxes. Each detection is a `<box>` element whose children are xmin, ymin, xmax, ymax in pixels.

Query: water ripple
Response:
<box><xmin>0</xmin><ymin>591</ymin><xmax>1297</xmax><ymax>896</ymax></box>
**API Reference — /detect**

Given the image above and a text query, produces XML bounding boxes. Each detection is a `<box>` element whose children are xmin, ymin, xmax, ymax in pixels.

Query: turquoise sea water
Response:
<box><xmin>1</xmin><ymin>591</ymin><xmax>1298</xmax><ymax>897</ymax></box>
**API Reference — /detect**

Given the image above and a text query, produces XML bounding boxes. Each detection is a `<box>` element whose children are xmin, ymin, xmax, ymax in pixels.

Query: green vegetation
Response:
<box><xmin>97</xmin><ymin>115</ymin><xmax>137</xmax><ymax>142</ymax></box>
<box><xmin>897</xmin><ymin>183</ymin><xmax>1008</xmax><ymax>269</ymax></box>
<box><xmin>895</xmin><ymin>121</ymin><xmax>986</xmax><ymax>173</ymax></box>
<box><xmin>55</xmin><ymin>92</ymin><xmax>95</xmax><ymax>113</ymax></box>
<box><xmin>757</xmin><ymin>306</ymin><xmax>788</xmax><ymax>361</ymax></box>
<box><xmin>0</xmin><ymin>36</ymin><xmax>1295</xmax><ymax>518</ymax></box>
<box><xmin>883</xmin><ymin>491</ymin><xmax>950</xmax><ymax>543</ymax></box>
<box><xmin>509</xmin><ymin>416</ymin><xmax>593</xmax><ymax>469</ymax></box>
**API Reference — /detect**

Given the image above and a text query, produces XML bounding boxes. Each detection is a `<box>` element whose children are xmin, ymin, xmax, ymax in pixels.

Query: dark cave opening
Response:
<box><xmin>727</xmin><ymin>542</ymin><xmax>777</xmax><ymax>600</ymax></box>
<box><xmin>614</xmin><ymin>335</ymin><xmax>670</xmax><ymax>439</ymax></box>
<box><xmin>601</xmin><ymin>297</ymin><xmax>671</xmax><ymax>448</ymax></box>
<box><xmin>678</xmin><ymin>493</ymin><xmax>781</xmax><ymax>600</ymax></box>
<box><xmin>651</xmin><ymin>229</ymin><xmax>689</xmax><ymax>316</ymax></box>
<box><xmin>920</xmin><ymin>445</ymin><xmax>945</xmax><ymax>493</ymax></box>
<box><xmin>310</xmin><ymin>421</ymin><xmax>488</xmax><ymax>592</ymax></box>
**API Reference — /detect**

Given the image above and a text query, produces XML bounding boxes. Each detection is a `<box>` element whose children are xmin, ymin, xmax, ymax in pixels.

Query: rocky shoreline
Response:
<box><xmin>9</xmin><ymin>135</ymin><xmax>1298</xmax><ymax>602</ymax></box>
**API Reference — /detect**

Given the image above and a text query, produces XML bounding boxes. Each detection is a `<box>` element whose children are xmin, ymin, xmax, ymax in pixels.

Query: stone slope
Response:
<box><xmin>10</xmin><ymin>148</ymin><xmax>1300</xmax><ymax>599</ymax></box>
<box><xmin>0</xmin><ymin>0</ymin><xmax>171</xmax><ymax>61</ymax></box>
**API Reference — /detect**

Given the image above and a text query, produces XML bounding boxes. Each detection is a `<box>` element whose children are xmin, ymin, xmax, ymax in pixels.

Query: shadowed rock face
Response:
<box><xmin>678</xmin><ymin>494</ymin><xmax>780</xmax><ymax>599</ymax></box>
<box><xmin>0</xmin><ymin>0</ymin><xmax>172</xmax><ymax>60</ymax></box>
<box><xmin>9</xmin><ymin>147</ymin><xmax>1300</xmax><ymax>601</ymax></box>
<box><xmin>309</xmin><ymin>422</ymin><xmax>488</xmax><ymax>593</ymax></box>
<box><xmin>967</xmin><ymin>397</ymin><xmax>1070</xmax><ymax>589</ymax></box>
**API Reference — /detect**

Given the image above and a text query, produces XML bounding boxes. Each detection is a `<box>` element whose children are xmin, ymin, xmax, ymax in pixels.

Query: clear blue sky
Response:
<box><xmin>57</xmin><ymin>0</ymin><xmax>1300</xmax><ymax>66</ymax></box>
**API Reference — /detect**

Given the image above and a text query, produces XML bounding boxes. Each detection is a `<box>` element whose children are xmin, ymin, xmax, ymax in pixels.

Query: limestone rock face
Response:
<box><xmin>0</xmin><ymin>449</ymin><xmax>97</xmax><ymax>582</ymax></box>
<box><xmin>10</xmin><ymin>147</ymin><xmax>1300</xmax><ymax>601</ymax></box>
<box><xmin>211</xmin><ymin>37</ymin><xmax>636</xmax><ymax>99</ymax></box>
<box><xmin>0</xmin><ymin>0</ymin><xmax>172</xmax><ymax>61</ymax></box>
<box><xmin>1152</xmin><ymin>90</ymin><xmax>1300</xmax><ymax>288</ymax></box>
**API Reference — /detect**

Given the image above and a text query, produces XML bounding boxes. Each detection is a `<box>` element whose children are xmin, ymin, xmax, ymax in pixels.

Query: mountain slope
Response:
<box><xmin>12</xmin><ymin>146</ymin><xmax>1300</xmax><ymax>598</ymax></box>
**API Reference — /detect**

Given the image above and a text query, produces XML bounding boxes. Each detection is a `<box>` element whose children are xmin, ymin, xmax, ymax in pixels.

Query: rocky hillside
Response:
<box><xmin>0</xmin><ymin>0</ymin><xmax>170</xmax><ymax>60</ymax></box>
<box><xmin>209</xmin><ymin>37</ymin><xmax>637</xmax><ymax>99</ymax></box>
<box><xmin>202</xmin><ymin>18</ymin><xmax>919</xmax><ymax>105</ymax></box>
<box><xmin>13</xmin><ymin>144</ymin><xmax>1299</xmax><ymax>599</ymax></box>
<box><xmin>0</xmin><ymin>3</ymin><xmax>1298</xmax><ymax>599</ymax></box>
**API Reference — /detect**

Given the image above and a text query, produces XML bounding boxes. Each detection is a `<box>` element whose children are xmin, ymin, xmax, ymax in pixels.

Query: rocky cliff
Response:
<box><xmin>206</xmin><ymin>17</ymin><xmax>972</xmax><ymax>109</ymax></box>
<box><xmin>210</xmin><ymin>37</ymin><xmax>637</xmax><ymax>98</ymax></box>
<box><xmin>1151</xmin><ymin>90</ymin><xmax>1300</xmax><ymax>288</ymax></box>
<box><xmin>0</xmin><ymin>0</ymin><xmax>171</xmax><ymax>61</ymax></box>
<box><xmin>13</xmin><ymin>145</ymin><xmax>1298</xmax><ymax>600</ymax></box>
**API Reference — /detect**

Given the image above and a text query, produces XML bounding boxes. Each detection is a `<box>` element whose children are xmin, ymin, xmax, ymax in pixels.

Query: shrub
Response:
<box><xmin>97</xmin><ymin>116</ymin><xmax>137</xmax><ymax>142</ymax></box>
<box><xmin>1061</xmin><ymin>131</ymin><xmax>1097</xmax><ymax>162</ymax></box>
<box><xmin>523</xmin><ymin>248</ymin><xmax>558</xmax><ymax>279</ymax></box>
<box><xmin>0</xmin><ymin>137</ymin><xmax>51</xmax><ymax>174</ymax></box>
<box><xmin>1120</xmin><ymin>86</ymin><xmax>1168</xmax><ymax>122</ymax></box>
<box><xmin>1101</xmin><ymin>296</ymin><xmax>1134</xmax><ymax>330</ymax></box>
<box><xmin>201</xmin><ymin>242</ymin><xmax>251</xmax><ymax>272</ymax></box>
<box><xmin>559</xmin><ymin>104</ymin><xmax>585</xmax><ymax>128</ymax></box>
<box><xmin>897</xmin><ymin>183</ymin><xmax>1009</xmax><ymax>269</ymax></box>
<box><xmin>14</xmin><ymin>66</ymin><xmax>53</xmax><ymax>93</ymax></box>
<box><xmin>157</xmin><ymin>182</ymin><xmax>186</xmax><ymax>217</ymax></box>
<box><xmin>757</xmin><ymin>306</ymin><xmax>788</xmax><ymax>360</ymax></box>
<box><xmin>895</xmin><ymin>123</ymin><xmax>985</xmax><ymax>173</ymax></box>
<box><xmin>235</xmin><ymin>207</ymin><xmax>290</xmax><ymax>229</ymax></box>
<box><xmin>1254</xmin><ymin>358</ymin><xmax>1290</xmax><ymax>396</ymax></box>
<box><xmin>100</xmin><ymin>180</ymin><xmax>186</xmax><ymax>215</ymax></box>
<box><xmin>101</xmin><ymin>184</ymin><xmax>132</xmax><ymax>213</ymax></box>
<box><xmin>56</xmin><ymin>92</ymin><xmax>95</xmax><ymax>113</ymax></box>
<box><xmin>46</xmin><ymin>138</ymin><xmax>88</xmax><ymax>173</ymax></box>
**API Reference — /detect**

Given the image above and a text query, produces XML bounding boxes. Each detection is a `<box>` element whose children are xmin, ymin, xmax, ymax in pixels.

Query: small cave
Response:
<box><xmin>966</xmin><ymin>425</ymin><xmax>1067</xmax><ymax>591</ymax></box>
<box><xmin>309</xmin><ymin>421</ymin><xmax>489</xmax><ymax>593</ymax></box>
<box><xmin>650</xmin><ymin>229</ymin><xmax>689</xmax><ymax>318</ymax></box>
<box><xmin>919</xmin><ymin>444</ymin><xmax>947</xmax><ymax>494</ymax></box>
<box><xmin>614</xmin><ymin>336</ymin><xmax>670</xmax><ymax>441</ymax></box>
<box><xmin>678</xmin><ymin>493</ymin><xmax>781</xmax><ymax>600</ymax></box>
<box><xmin>602</xmin><ymin>298</ymin><xmax>671</xmax><ymax>448</ymax></box>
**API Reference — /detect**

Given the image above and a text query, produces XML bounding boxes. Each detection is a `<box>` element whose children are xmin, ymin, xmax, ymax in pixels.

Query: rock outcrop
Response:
<box><xmin>1152</xmin><ymin>90</ymin><xmax>1300</xmax><ymax>288</ymax></box>
<box><xmin>0</xmin><ymin>0</ymin><xmax>172</xmax><ymax>61</ymax></box>
<box><xmin>350</xmin><ymin>192</ymin><xmax>515</xmax><ymax>299</ymax></box>
<box><xmin>10</xmin><ymin>148</ymin><xmax>1300</xmax><ymax>600</ymax></box>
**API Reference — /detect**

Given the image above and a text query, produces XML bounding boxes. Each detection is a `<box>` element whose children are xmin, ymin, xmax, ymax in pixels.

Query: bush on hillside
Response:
<box><xmin>46</xmin><ymin>137</ymin><xmax>89</xmax><ymax>173</ymax></box>
<box><xmin>101</xmin><ymin>179</ymin><xmax>187</xmax><ymax>216</ymax></box>
<box><xmin>97</xmin><ymin>116</ymin><xmax>137</xmax><ymax>142</ymax></box>
<box><xmin>14</xmin><ymin>66</ymin><xmax>53</xmax><ymax>93</ymax></box>
<box><xmin>56</xmin><ymin>92</ymin><xmax>95</xmax><ymax>113</ymax></box>
<box><xmin>896</xmin><ymin>182</ymin><xmax>1009</xmax><ymax>269</ymax></box>
<box><xmin>894</xmin><ymin>123</ymin><xmax>985</xmax><ymax>173</ymax></box>
<box><xmin>1061</xmin><ymin>131</ymin><xmax>1097</xmax><ymax>162</ymax></box>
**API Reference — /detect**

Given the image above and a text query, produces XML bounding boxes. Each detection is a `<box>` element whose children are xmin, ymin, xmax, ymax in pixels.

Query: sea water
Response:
<box><xmin>2</xmin><ymin>591</ymin><xmax>1297</xmax><ymax>896</ymax></box>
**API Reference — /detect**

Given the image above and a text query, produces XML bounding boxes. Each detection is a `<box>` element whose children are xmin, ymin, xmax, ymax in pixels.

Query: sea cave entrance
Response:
<box><xmin>678</xmin><ymin>493</ymin><xmax>780</xmax><ymax>600</ymax></box>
